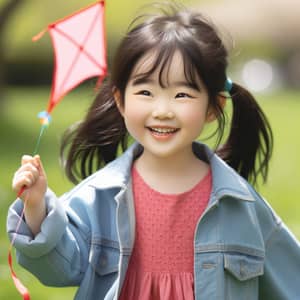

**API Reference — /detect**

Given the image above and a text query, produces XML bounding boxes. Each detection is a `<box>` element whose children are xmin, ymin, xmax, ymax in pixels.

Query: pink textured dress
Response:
<box><xmin>119</xmin><ymin>166</ymin><xmax>212</xmax><ymax>300</ymax></box>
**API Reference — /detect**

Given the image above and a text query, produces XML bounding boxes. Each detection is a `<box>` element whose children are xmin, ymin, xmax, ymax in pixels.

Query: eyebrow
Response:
<box><xmin>131</xmin><ymin>76</ymin><xmax>201</xmax><ymax>91</ymax></box>
<box><xmin>131</xmin><ymin>76</ymin><xmax>155</xmax><ymax>86</ymax></box>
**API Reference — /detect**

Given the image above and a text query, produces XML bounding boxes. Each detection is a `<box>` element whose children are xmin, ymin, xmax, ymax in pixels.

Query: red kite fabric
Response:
<box><xmin>34</xmin><ymin>0</ymin><xmax>107</xmax><ymax>114</ymax></box>
<box><xmin>9</xmin><ymin>2</ymin><xmax>107</xmax><ymax>299</ymax></box>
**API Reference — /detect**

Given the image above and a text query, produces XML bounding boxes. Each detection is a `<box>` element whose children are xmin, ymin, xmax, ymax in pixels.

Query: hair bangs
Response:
<box><xmin>132</xmin><ymin>43</ymin><xmax>202</xmax><ymax>92</ymax></box>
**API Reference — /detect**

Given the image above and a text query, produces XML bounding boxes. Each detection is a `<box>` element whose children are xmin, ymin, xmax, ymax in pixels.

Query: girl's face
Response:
<box><xmin>117</xmin><ymin>51</ymin><xmax>215</xmax><ymax>161</ymax></box>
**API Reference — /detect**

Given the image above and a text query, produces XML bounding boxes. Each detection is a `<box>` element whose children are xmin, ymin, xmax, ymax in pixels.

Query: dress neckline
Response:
<box><xmin>132</xmin><ymin>165</ymin><xmax>212</xmax><ymax>198</ymax></box>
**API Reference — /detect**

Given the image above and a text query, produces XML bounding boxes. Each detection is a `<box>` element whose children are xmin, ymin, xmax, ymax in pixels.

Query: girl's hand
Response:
<box><xmin>12</xmin><ymin>155</ymin><xmax>47</xmax><ymax>207</ymax></box>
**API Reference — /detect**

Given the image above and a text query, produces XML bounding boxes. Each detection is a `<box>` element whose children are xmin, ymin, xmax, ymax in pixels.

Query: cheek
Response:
<box><xmin>177</xmin><ymin>105</ymin><xmax>209</xmax><ymax>140</ymax></box>
<box><xmin>180</xmin><ymin>105</ymin><xmax>207</xmax><ymax>128</ymax></box>
<box><xmin>123</xmin><ymin>102</ymin><xmax>144</xmax><ymax>124</ymax></box>
<box><xmin>122</xmin><ymin>102</ymin><xmax>146</xmax><ymax>137</ymax></box>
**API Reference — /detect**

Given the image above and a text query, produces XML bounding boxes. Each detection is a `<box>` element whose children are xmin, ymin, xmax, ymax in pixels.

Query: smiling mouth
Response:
<box><xmin>147</xmin><ymin>126</ymin><xmax>180</xmax><ymax>134</ymax></box>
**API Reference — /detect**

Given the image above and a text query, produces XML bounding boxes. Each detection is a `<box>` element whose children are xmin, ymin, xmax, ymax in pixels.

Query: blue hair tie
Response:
<box><xmin>224</xmin><ymin>77</ymin><xmax>233</xmax><ymax>92</ymax></box>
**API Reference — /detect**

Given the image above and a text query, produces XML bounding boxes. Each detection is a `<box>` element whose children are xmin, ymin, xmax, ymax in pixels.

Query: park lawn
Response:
<box><xmin>256</xmin><ymin>90</ymin><xmax>300</xmax><ymax>236</ymax></box>
<box><xmin>0</xmin><ymin>86</ymin><xmax>299</xmax><ymax>299</ymax></box>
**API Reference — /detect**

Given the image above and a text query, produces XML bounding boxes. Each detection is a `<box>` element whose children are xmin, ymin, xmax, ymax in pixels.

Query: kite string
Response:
<box><xmin>33</xmin><ymin>124</ymin><xmax>48</xmax><ymax>156</ymax></box>
<box><xmin>8</xmin><ymin>123</ymin><xmax>48</xmax><ymax>300</ymax></box>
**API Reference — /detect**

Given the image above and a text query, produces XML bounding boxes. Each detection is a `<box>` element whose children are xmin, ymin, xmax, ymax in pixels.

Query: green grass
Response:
<box><xmin>1</xmin><ymin>86</ymin><xmax>300</xmax><ymax>299</ymax></box>
<box><xmin>256</xmin><ymin>91</ymin><xmax>300</xmax><ymax>237</ymax></box>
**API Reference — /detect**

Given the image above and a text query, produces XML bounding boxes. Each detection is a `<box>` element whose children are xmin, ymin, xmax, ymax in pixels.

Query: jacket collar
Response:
<box><xmin>87</xmin><ymin>143</ymin><xmax>141</xmax><ymax>189</ymax></box>
<box><xmin>192</xmin><ymin>143</ymin><xmax>255</xmax><ymax>202</ymax></box>
<box><xmin>88</xmin><ymin>142</ymin><xmax>255</xmax><ymax>202</ymax></box>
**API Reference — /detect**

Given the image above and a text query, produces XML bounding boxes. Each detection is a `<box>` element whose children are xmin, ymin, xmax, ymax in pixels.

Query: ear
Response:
<box><xmin>113</xmin><ymin>88</ymin><xmax>124</xmax><ymax>116</ymax></box>
<box><xmin>205</xmin><ymin>96</ymin><xmax>226</xmax><ymax>123</ymax></box>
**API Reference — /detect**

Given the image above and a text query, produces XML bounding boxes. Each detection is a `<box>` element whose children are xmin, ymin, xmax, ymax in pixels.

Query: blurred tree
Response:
<box><xmin>0</xmin><ymin>0</ymin><xmax>23</xmax><ymax>106</ymax></box>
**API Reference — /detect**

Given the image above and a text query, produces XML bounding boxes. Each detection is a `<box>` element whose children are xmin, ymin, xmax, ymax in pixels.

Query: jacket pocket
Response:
<box><xmin>223</xmin><ymin>253</ymin><xmax>264</xmax><ymax>299</ymax></box>
<box><xmin>90</xmin><ymin>239</ymin><xmax>120</xmax><ymax>276</ymax></box>
<box><xmin>81</xmin><ymin>240</ymin><xmax>119</xmax><ymax>300</ymax></box>
<box><xmin>224</xmin><ymin>253</ymin><xmax>264</xmax><ymax>281</ymax></box>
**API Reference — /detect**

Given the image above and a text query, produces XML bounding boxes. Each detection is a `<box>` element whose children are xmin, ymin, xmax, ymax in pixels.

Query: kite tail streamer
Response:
<box><xmin>8</xmin><ymin>115</ymin><xmax>50</xmax><ymax>300</ymax></box>
<box><xmin>8</xmin><ymin>193</ymin><xmax>30</xmax><ymax>300</ymax></box>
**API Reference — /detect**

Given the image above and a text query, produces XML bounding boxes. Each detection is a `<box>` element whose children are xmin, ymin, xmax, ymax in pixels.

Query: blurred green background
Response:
<box><xmin>1</xmin><ymin>0</ymin><xmax>299</xmax><ymax>299</ymax></box>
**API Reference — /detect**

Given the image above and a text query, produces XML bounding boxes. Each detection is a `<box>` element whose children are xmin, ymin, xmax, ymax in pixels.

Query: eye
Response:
<box><xmin>175</xmin><ymin>92</ymin><xmax>193</xmax><ymax>99</ymax></box>
<box><xmin>135</xmin><ymin>90</ymin><xmax>151</xmax><ymax>96</ymax></box>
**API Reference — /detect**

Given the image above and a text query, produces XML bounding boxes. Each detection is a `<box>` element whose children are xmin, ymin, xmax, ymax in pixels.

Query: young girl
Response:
<box><xmin>7</xmin><ymin>3</ymin><xmax>300</xmax><ymax>300</ymax></box>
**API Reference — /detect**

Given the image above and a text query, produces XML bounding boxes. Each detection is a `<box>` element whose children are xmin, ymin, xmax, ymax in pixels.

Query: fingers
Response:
<box><xmin>22</xmin><ymin>155</ymin><xmax>39</xmax><ymax>167</ymax></box>
<box><xmin>21</xmin><ymin>155</ymin><xmax>45</xmax><ymax>175</ymax></box>
<box><xmin>12</xmin><ymin>155</ymin><xmax>44</xmax><ymax>192</ymax></box>
<box><xmin>34</xmin><ymin>155</ymin><xmax>46</xmax><ymax>178</ymax></box>
<box><xmin>13</xmin><ymin>167</ymin><xmax>38</xmax><ymax>192</ymax></box>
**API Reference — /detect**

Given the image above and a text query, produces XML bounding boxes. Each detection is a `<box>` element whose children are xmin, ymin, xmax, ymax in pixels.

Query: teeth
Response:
<box><xmin>149</xmin><ymin>127</ymin><xmax>177</xmax><ymax>133</ymax></box>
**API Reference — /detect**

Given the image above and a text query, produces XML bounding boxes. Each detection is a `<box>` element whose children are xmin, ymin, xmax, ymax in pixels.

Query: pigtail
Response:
<box><xmin>217</xmin><ymin>82</ymin><xmax>273</xmax><ymax>185</ymax></box>
<box><xmin>60</xmin><ymin>80</ymin><xmax>128</xmax><ymax>184</ymax></box>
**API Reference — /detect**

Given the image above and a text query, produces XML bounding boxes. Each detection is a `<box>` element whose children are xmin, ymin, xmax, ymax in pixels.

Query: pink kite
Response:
<box><xmin>8</xmin><ymin>1</ymin><xmax>107</xmax><ymax>299</ymax></box>
<box><xmin>34</xmin><ymin>0</ymin><xmax>107</xmax><ymax>117</ymax></box>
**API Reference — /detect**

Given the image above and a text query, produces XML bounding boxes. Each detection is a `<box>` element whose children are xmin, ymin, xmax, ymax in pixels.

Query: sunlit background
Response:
<box><xmin>0</xmin><ymin>0</ymin><xmax>299</xmax><ymax>299</ymax></box>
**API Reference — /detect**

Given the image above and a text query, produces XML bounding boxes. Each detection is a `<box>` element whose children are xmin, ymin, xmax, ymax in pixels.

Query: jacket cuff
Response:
<box><xmin>7</xmin><ymin>189</ymin><xmax>68</xmax><ymax>258</ymax></box>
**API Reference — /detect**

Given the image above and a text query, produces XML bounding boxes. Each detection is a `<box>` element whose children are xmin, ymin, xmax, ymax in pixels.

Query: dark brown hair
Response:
<box><xmin>61</xmin><ymin>3</ymin><xmax>273</xmax><ymax>185</ymax></box>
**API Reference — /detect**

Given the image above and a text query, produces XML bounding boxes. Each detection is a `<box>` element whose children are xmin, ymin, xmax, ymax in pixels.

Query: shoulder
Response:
<box><xmin>225</xmin><ymin>169</ymin><xmax>282</xmax><ymax>241</ymax></box>
<box><xmin>247</xmin><ymin>184</ymin><xmax>282</xmax><ymax>241</ymax></box>
<box><xmin>206</xmin><ymin>146</ymin><xmax>282</xmax><ymax>242</ymax></box>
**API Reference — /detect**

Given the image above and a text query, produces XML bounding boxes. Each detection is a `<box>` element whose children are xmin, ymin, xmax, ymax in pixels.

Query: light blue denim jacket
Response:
<box><xmin>7</xmin><ymin>142</ymin><xmax>300</xmax><ymax>299</ymax></box>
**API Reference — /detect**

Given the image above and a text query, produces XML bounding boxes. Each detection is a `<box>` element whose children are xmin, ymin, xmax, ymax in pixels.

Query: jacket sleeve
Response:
<box><xmin>6</xmin><ymin>189</ymin><xmax>91</xmax><ymax>287</ymax></box>
<box><xmin>258</xmin><ymin>201</ymin><xmax>300</xmax><ymax>299</ymax></box>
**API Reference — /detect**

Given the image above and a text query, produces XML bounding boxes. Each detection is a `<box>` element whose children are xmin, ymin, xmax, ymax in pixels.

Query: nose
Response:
<box><xmin>151</xmin><ymin>98</ymin><xmax>174</xmax><ymax>119</ymax></box>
